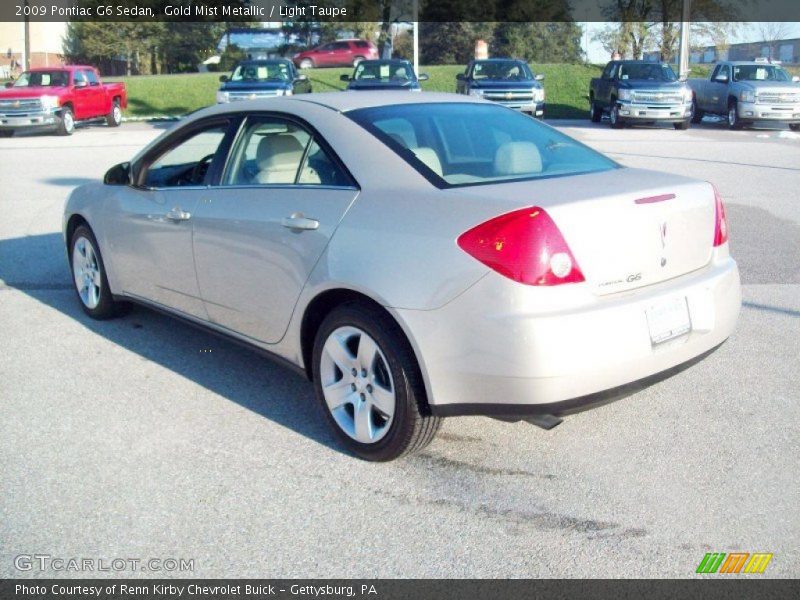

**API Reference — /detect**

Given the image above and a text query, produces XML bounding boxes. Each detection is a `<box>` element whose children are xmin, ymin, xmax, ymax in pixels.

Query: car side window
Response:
<box><xmin>142</xmin><ymin>122</ymin><xmax>229</xmax><ymax>188</ymax></box>
<box><xmin>73</xmin><ymin>70</ymin><xmax>87</xmax><ymax>86</ymax></box>
<box><xmin>297</xmin><ymin>140</ymin><xmax>351</xmax><ymax>186</ymax></box>
<box><xmin>333</xmin><ymin>42</ymin><xmax>350</xmax><ymax>51</ymax></box>
<box><xmin>602</xmin><ymin>63</ymin><xmax>614</xmax><ymax>80</ymax></box>
<box><xmin>84</xmin><ymin>70</ymin><xmax>99</xmax><ymax>86</ymax></box>
<box><xmin>715</xmin><ymin>65</ymin><xmax>730</xmax><ymax>81</ymax></box>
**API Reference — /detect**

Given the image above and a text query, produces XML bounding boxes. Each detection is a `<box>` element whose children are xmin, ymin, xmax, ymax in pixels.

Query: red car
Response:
<box><xmin>0</xmin><ymin>65</ymin><xmax>127</xmax><ymax>137</ymax></box>
<box><xmin>293</xmin><ymin>39</ymin><xmax>379</xmax><ymax>69</ymax></box>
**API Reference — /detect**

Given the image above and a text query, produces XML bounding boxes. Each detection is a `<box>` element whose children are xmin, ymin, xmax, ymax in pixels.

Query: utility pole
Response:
<box><xmin>678</xmin><ymin>0</ymin><xmax>692</xmax><ymax>78</ymax></box>
<box><xmin>22</xmin><ymin>0</ymin><xmax>31</xmax><ymax>70</ymax></box>
<box><xmin>412</xmin><ymin>0</ymin><xmax>419</xmax><ymax>76</ymax></box>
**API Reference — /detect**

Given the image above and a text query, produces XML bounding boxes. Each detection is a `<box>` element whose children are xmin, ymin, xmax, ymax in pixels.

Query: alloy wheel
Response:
<box><xmin>72</xmin><ymin>236</ymin><xmax>101</xmax><ymax>309</ymax></box>
<box><xmin>319</xmin><ymin>326</ymin><xmax>396</xmax><ymax>444</ymax></box>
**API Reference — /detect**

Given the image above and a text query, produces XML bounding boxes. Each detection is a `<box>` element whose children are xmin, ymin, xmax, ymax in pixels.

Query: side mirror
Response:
<box><xmin>793</xmin><ymin>76</ymin><xmax>800</xmax><ymax>83</ymax></box>
<box><xmin>417</xmin><ymin>73</ymin><xmax>429</xmax><ymax>82</ymax></box>
<box><xmin>715</xmin><ymin>75</ymin><xmax>729</xmax><ymax>83</ymax></box>
<box><xmin>339</xmin><ymin>74</ymin><xmax>351</xmax><ymax>82</ymax></box>
<box><xmin>295</xmin><ymin>74</ymin><xmax>308</xmax><ymax>81</ymax></box>
<box><xmin>74</xmin><ymin>80</ymin><xmax>88</xmax><ymax>88</ymax></box>
<box><xmin>534</xmin><ymin>74</ymin><xmax>545</xmax><ymax>81</ymax></box>
<box><xmin>4</xmin><ymin>81</ymin><xmax>12</xmax><ymax>88</ymax></box>
<box><xmin>104</xmin><ymin>162</ymin><xmax>131</xmax><ymax>186</ymax></box>
<box><xmin>219</xmin><ymin>75</ymin><xmax>228</xmax><ymax>83</ymax></box>
<box><xmin>456</xmin><ymin>73</ymin><xmax>465</xmax><ymax>81</ymax></box>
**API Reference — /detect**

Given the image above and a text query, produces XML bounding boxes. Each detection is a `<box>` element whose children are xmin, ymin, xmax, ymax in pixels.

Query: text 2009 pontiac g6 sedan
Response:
<box><xmin>64</xmin><ymin>92</ymin><xmax>741</xmax><ymax>460</ymax></box>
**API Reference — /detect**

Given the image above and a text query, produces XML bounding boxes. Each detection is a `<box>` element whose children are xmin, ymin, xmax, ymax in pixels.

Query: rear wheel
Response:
<box><xmin>299</xmin><ymin>58</ymin><xmax>314</xmax><ymax>70</ymax></box>
<box><xmin>609</xmin><ymin>102</ymin><xmax>623</xmax><ymax>129</ymax></box>
<box><xmin>728</xmin><ymin>100</ymin><xmax>743</xmax><ymax>130</ymax></box>
<box><xmin>69</xmin><ymin>225</ymin><xmax>127</xmax><ymax>319</ymax></box>
<box><xmin>56</xmin><ymin>106</ymin><xmax>75</xmax><ymax>136</ymax></box>
<box><xmin>312</xmin><ymin>303</ymin><xmax>441</xmax><ymax>461</ymax></box>
<box><xmin>106</xmin><ymin>99</ymin><xmax>122</xmax><ymax>127</ymax></box>
<box><xmin>589</xmin><ymin>98</ymin><xmax>601</xmax><ymax>123</ymax></box>
<box><xmin>0</xmin><ymin>130</ymin><xmax>13</xmax><ymax>138</ymax></box>
<box><xmin>691</xmin><ymin>97</ymin><xmax>703</xmax><ymax>123</ymax></box>
<box><xmin>673</xmin><ymin>120</ymin><xmax>690</xmax><ymax>130</ymax></box>
<box><xmin>790</xmin><ymin>124</ymin><xmax>800</xmax><ymax>132</ymax></box>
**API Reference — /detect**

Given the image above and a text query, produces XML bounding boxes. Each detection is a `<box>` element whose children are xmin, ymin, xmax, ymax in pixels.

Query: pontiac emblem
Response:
<box><xmin>12</xmin><ymin>100</ymin><xmax>20</xmax><ymax>108</ymax></box>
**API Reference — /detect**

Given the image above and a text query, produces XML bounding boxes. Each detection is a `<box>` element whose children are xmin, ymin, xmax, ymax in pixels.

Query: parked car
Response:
<box><xmin>456</xmin><ymin>58</ymin><xmax>545</xmax><ymax>118</ymax></box>
<box><xmin>687</xmin><ymin>59</ymin><xmax>800</xmax><ymax>130</ymax></box>
<box><xmin>293</xmin><ymin>39</ymin><xmax>379</xmax><ymax>69</ymax></box>
<box><xmin>340</xmin><ymin>59</ymin><xmax>428</xmax><ymax>91</ymax></box>
<box><xmin>64</xmin><ymin>92</ymin><xmax>740</xmax><ymax>460</ymax></box>
<box><xmin>217</xmin><ymin>59</ymin><xmax>311</xmax><ymax>103</ymax></box>
<box><xmin>590</xmin><ymin>60</ymin><xmax>693</xmax><ymax>129</ymax></box>
<box><xmin>0</xmin><ymin>65</ymin><xmax>126</xmax><ymax>137</ymax></box>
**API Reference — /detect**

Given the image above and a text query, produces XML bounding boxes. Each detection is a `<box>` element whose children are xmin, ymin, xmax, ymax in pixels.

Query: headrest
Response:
<box><xmin>256</xmin><ymin>135</ymin><xmax>304</xmax><ymax>170</ymax></box>
<box><xmin>413</xmin><ymin>147</ymin><xmax>443</xmax><ymax>176</ymax></box>
<box><xmin>494</xmin><ymin>142</ymin><xmax>542</xmax><ymax>176</ymax></box>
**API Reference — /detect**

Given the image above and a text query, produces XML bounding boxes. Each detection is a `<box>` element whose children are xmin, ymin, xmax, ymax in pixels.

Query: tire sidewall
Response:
<box><xmin>59</xmin><ymin>107</ymin><xmax>75</xmax><ymax>135</ymax></box>
<box><xmin>108</xmin><ymin>100</ymin><xmax>122</xmax><ymax>127</ymax></box>
<box><xmin>70</xmin><ymin>225</ymin><xmax>116</xmax><ymax>318</ymax></box>
<box><xmin>312</xmin><ymin>304</ymin><xmax>419</xmax><ymax>461</ymax></box>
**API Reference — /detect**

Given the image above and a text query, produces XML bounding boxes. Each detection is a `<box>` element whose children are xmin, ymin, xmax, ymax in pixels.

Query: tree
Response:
<box><xmin>419</xmin><ymin>22</ymin><xmax>494</xmax><ymax>65</ymax></box>
<box><xmin>492</xmin><ymin>23</ymin><xmax>583</xmax><ymax>64</ymax></box>
<box><xmin>758</xmin><ymin>22</ymin><xmax>792</xmax><ymax>60</ymax></box>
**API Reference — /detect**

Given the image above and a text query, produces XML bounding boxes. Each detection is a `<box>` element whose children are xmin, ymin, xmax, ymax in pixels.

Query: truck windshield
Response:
<box><xmin>618</xmin><ymin>64</ymin><xmax>677</xmax><ymax>82</ymax></box>
<box><xmin>231</xmin><ymin>63</ymin><xmax>291</xmax><ymax>82</ymax></box>
<box><xmin>732</xmin><ymin>65</ymin><xmax>791</xmax><ymax>82</ymax></box>
<box><xmin>472</xmin><ymin>61</ymin><xmax>533</xmax><ymax>81</ymax></box>
<box><xmin>354</xmin><ymin>62</ymin><xmax>415</xmax><ymax>82</ymax></box>
<box><xmin>12</xmin><ymin>70</ymin><xmax>69</xmax><ymax>87</ymax></box>
<box><xmin>348</xmin><ymin>103</ymin><xmax>617</xmax><ymax>188</ymax></box>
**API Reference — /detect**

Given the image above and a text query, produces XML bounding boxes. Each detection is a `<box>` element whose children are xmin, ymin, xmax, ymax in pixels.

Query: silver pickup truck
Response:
<box><xmin>688</xmin><ymin>60</ymin><xmax>800</xmax><ymax>130</ymax></box>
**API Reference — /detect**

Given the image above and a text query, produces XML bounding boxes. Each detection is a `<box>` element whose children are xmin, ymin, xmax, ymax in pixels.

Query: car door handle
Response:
<box><xmin>166</xmin><ymin>207</ymin><xmax>191</xmax><ymax>222</ymax></box>
<box><xmin>282</xmin><ymin>213</ymin><xmax>319</xmax><ymax>231</ymax></box>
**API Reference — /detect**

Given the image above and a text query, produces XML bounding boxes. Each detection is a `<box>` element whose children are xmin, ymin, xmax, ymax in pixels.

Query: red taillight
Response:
<box><xmin>457</xmin><ymin>206</ymin><xmax>584</xmax><ymax>286</ymax></box>
<box><xmin>712</xmin><ymin>185</ymin><xmax>728</xmax><ymax>247</ymax></box>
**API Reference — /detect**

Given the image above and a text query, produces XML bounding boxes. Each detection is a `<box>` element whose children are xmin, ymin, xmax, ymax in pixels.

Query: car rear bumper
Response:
<box><xmin>397</xmin><ymin>250</ymin><xmax>740</xmax><ymax>416</ymax></box>
<box><xmin>737</xmin><ymin>101</ymin><xmax>800</xmax><ymax>122</ymax></box>
<box><xmin>618</xmin><ymin>101</ymin><xmax>692</xmax><ymax>122</ymax></box>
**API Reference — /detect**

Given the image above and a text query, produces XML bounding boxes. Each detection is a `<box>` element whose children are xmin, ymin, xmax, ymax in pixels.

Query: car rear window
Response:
<box><xmin>347</xmin><ymin>103</ymin><xmax>618</xmax><ymax>188</ymax></box>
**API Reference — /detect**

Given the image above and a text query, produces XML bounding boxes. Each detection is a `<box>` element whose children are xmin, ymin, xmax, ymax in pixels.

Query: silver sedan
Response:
<box><xmin>63</xmin><ymin>92</ymin><xmax>741</xmax><ymax>460</ymax></box>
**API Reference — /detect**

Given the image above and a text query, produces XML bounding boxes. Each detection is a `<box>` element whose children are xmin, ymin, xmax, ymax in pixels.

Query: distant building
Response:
<box><xmin>644</xmin><ymin>38</ymin><xmax>800</xmax><ymax>65</ymax></box>
<box><xmin>0</xmin><ymin>22</ymin><xmax>67</xmax><ymax>77</ymax></box>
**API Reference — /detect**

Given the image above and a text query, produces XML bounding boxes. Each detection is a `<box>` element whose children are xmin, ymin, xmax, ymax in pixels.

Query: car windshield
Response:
<box><xmin>12</xmin><ymin>70</ymin><xmax>69</xmax><ymax>87</ymax></box>
<box><xmin>354</xmin><ymin>62</ymin><xmax>414</xmax><ymax>82</ymax></box>
<box><xmin>231</xmin><ymin>63</ymin><xmax>291</xmax><ymax>82</ymax></box>
<box><xmin>472</xmin><ymin>60</ymin><xmax>532</xmax><ymax>80</ymax></box>
<box><xmin>348</xmin><ymin>103</ymin><xmax>617</xmax><ymax>188</ymax></box>
<box><xmin>618</xmin><ymin>63</ymin><xmax>677</xmax><ymax>81</ymax></box>
<box><xmin>732</xmin><ymin>65</ymin><xmax>791</xmax><ymax>82</ymax></box>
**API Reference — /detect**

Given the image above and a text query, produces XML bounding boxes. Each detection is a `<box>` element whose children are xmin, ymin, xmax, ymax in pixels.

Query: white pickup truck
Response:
<box><xmin>688</xmin><ymin>60</ymin><xmax>800</xmax><ymax>130</ymax></box>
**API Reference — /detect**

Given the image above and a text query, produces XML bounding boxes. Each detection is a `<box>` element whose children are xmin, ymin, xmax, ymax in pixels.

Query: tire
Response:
<box><xmin>0</xmin><ymin>130</ymin><xmax>13</xmax><ymax>138</ymax></box>
<box><xmin>790</xmin><ymin>124</ymin><xmax>800</xmax><ymax>132</ymax></box>
<box><xmin>727</xmin><ymin>100</ymin><xmax>743</xmax><ymax>130</ymax></box>
<box><xmin>609</xmin><ymin>102</ymin><xmax>623</xmax><ymax>129</ymax></box>
<box><xmin>353</xmin><ymin>55</ymin><xmax>365</xmax><ymax>67</ymax></box>
<box><xmin>299</xmin><ymin>58</ymin><xmax>314</xmax><ymax>70</ymax></box>
<box><xmin>312</xmin><ymin>302</ymin><xmax>441</xmax><ymax>461</ymax></box>
<box><xmin>690</xmin><ymin>98</ymin><xmax>703</xmax><ymax>124</ymax></box>
<box><xmin>589</xmin><ymin>98</ymin><xmax>601</xmax><ymax>123</ymax></box>
<box><xmin>69</xmin><ymin>225</ymin><xmax>127</xmax><ymax>319</ymax></box>
<box><xmin>673</xmin><ymin>120</ymin><xmax>690</xmax><ymax>130</ymax></box>
<box><xmin>106</xmin><ymin>99</ymin><xmax>122</xmax><ymax>127</ymax></box>
<box><xmin>56</xmin><ymin>106</ymin><xmax>75</xmax><ymax>136</ymax></box>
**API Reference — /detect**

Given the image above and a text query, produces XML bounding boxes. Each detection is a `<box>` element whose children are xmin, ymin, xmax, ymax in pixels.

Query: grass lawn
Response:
<box><xmin>110</xmin><ymin>62</ymin><xmax>798</xmax><ymax>120</ymax></box>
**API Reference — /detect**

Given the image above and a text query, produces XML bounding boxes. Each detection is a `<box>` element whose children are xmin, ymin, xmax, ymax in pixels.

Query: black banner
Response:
<box><xmin>3</xmin><ymin>579</ymin><xmax>800</xmax><ymax>600</ymax></box>
<box><xmin>2</xmin><ymin>0</ymin><xmax>800</xmax><ymax>23</ymax></box>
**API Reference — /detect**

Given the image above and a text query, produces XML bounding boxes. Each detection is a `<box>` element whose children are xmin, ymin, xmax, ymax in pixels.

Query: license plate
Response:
<box><xmin>645</xmin><ymin>296</ymin><xmax>691</xmax><ymax>344</ymax></box>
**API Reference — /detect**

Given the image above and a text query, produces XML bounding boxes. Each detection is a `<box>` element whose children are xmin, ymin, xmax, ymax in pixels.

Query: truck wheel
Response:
<box><xmin>589</xmin><ymin>99</ymin><xmax>601</xmax><ymax>123</ymax></box>
<box><xmin>691</xmin><ymin>98</ymin><xmax>703</xmax><ymax>124</ymax></box>
<box><xmin>312</xmin><ymin>302</ymin><xmax>442</xmax><ymax>461</ymax></box>
<box><xmin>674</xmin><ymin>120</ymin><xmax>690</xmax><ymax>130</ymax></box>
<box><xmin>790</xmin><ymin>124</ymin><xmax>800</xmax><ymax>132</ymax></box>
<box><xmin>56</xmin><ymin>106</ymin><xmax>75</xmax><ymax>136</ymax></box>
<box><xmin>609</xmin><ymin>103</ymin><xmax>623</xmax><ymax>129</ymax></box>
<box><xmin>0</xmin><ymin>130</ymin><xmax>14</xmax><ymax>138</ymax></box>
<box><xmin>106</xmin><ymin>99</ymin><xmax>122</xmax><ymax>127</ymax></box>
<box><xmin>727</xmin><ymin>100</ymin><xmax>743</xmax><ymax>130</ymax></box>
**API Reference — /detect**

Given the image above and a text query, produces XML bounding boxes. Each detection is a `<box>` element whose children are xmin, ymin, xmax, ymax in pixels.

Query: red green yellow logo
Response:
<box><xmin>696</xmin><ymin>552</ymin><xmax>773</xmax><ymax>574</ymax></box>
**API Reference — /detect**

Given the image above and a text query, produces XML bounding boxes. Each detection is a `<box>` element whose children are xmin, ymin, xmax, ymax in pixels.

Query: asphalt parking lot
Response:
<box><xmin>1</xmin><ymin>118</ymin><xmax>798</xmax><ymax>578</ymax></box>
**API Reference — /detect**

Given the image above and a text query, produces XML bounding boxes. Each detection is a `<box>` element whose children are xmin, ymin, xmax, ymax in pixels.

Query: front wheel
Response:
<box><xmin>790</xmin><ymin>124</ymin><xmax>800</xmax><ymax>132</ymax></box>
<box><xmin>312</xmin><ymin>303</ymin><xmax>441</xmax><ymax>461</ymax></box>
<box><xmin>106</xmin><ymin>99</ymin><xmax>122</xmax><ymax>127</ymax></box>
<box><xmin>691</xmin><ymin>98</ymin><xmax>703</xmax><ymax>124</ymax></box>
<box><xmin>728</xmin><ymin>100</ymin><xmax>743</xmax><ymax>130</ymax></box>
<box><xmin>0</xmin><ymin>130</ymin><xmax>14</xmax><ymax>138</ymax></box>
<box><xmin>609</xmin><ymin>103</ymin><xmax>623</xmax><ymax>129</ymax></box>
<box><xmin>56</xmin><ymin>106</ymin><xmax>75</xmax><ymax>136</ymax></box>
<box><xmin>673</xmin><ymin>120</ymin><xmax>690</xmax><ymax>130</ymax></box>
<box><xmin>299</xmin><ymin>58</ymin><xmax>314</xmax><ymax>70</ymax></box>
<box><xmin>70</xmin><ymin>225</ymin><xmax>127</xmax><ymax>319</ymax></box>
<box><xmin>589</xmin><ymin>99</ymin><xmax>601</xmax><ymax>123</ymax></box>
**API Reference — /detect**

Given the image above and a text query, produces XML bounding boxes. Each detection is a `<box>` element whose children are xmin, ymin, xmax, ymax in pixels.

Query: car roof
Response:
<box><xmin>358</xmin><ymin>59</ymin><xmax>410</xmax><ymax>65</ymax></box>
<box><xmin>473</xmin><ymin>58</ymin><xmax>527</xmax><ymax>63</ymax></box>
<box><xmin>237</xmin><ymin>59</ymin><xmax>291</xmax><ymax>65</ymax></box>
<box><xmin>29</xmin><ymin>65</ymin><xmax>90</xmax><ymax>71</ymax></box>
<box><xmin>725</xmin><ymin>61</ymin><xmax>783</xmax><ymax>66</ymax></box>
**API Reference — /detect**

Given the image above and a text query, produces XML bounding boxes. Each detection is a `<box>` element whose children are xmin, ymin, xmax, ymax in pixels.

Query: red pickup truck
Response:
<box><xmin>0</xmin><ymin>65</ymin><xmax>126</xmax><ymax>137</ymax></box>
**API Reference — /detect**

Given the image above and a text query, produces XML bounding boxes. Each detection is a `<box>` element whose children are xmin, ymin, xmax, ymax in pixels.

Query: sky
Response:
<box><xmin>583</xmin><ymin>22</ymin><xmax>800</xmax><ymax>63</ymax></box>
